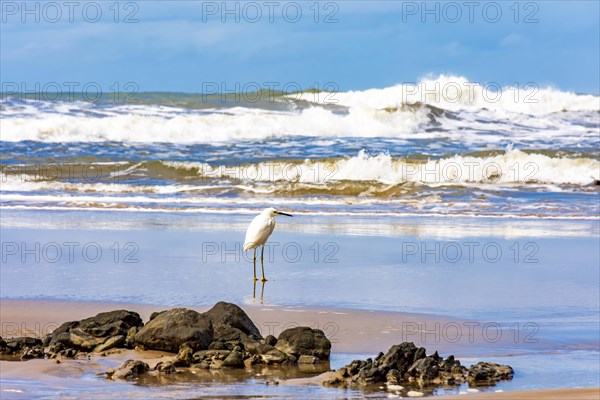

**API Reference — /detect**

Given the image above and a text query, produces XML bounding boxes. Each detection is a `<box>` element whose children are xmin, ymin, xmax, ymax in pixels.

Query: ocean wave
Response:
<box><xmin>3</xmin><ymin>150</ymin><xmax>598</xmax><ymax>191</ymax></box>
<box><xmin>293</xmin><ymin>74</ymin><xmax>600</xmax><ymax>115</ymax></box>
<box><xmin>2</xmin><ymin>203</ymin><xmax>598</xmax><ymax>220</ymax></box>
<box><xmin>1</xmin><ymin>75</ymin><xmax>597</xmax><ymax>144</ymax></box>
<box><xmin>0</xmin><ymin>105</ymin><xmax>431</xmax><ymax>142</ymax></box>
<box><xmin>162</xmin><ymin>149</ymin><xmax>600</xmax><ymax>186</ymax></box>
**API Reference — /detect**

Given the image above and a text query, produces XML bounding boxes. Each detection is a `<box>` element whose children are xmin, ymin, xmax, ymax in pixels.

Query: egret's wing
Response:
<box><xmin>244</xmin><ymin>215</ymin><xmax>275</xmax><ymax>250</ymax></box>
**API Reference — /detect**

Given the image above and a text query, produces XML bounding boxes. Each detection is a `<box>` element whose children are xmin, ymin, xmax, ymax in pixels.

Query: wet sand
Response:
<box><xmin>288</xmin><ymin>372</ymin><xmax>599</xmax><ymax>399</ymax></box>
<box><xmin>435</xmin><ymin>388</ymin><xmax>600</xmax><ymax>399</ymax></box>
<box><xmin>1</xmin><ymin>298</ymin><xmax>520</xmax><ymax>355</ymax></box>
<box><xmin>1</xmin><ymin>299</ymin><xmax>598</xmax><ymax>399</ymax></box>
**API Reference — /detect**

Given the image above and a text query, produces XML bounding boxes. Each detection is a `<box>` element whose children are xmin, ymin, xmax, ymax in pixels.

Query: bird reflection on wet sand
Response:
<box><xmin>252</xmin><ymin>279</ymin><xmax>267</xmax><ymax>303</ymax></box>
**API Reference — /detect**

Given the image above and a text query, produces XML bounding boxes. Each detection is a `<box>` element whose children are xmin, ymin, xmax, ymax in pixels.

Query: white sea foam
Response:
<box><xmin>1</xmin><ymin>75</ymin><xmax>597</xmax><ymax>144</ymax></box>
<box><xmin>164</xmin><ymin>149</ymin><xmax>599</xmax><ymax>185</ymax></box>
<box><xmin>0</xmin><ymin>105</ymin><xmax>429</xmax><ymax>143</ymax></box>
<box><xmin>293</xmin><ymin>74</ymin><xmax>600</xmax><ymax>115</ymax></box>
<box><xmin>3</xmin><ymin>150</ymin><xmax>598</xmax><ymax>190</ymax></box>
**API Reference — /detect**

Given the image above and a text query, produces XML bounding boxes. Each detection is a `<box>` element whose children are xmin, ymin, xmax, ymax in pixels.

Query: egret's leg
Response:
<box><xmin>253</xmin><ymin>248</ymin><xmax>257</xmax><ymax>281</ymax></box>
<box><xmin>261</xmin><ymin>245</ymin><xmax>267</xmax><ymax>282</ymax></box>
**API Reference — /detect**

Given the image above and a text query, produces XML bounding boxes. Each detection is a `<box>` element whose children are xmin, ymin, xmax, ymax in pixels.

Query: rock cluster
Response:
<box><xmin>48</xmin><ymin>310</ymin><xmax>143</xmax><ymax>356</ymax></box>
<box><xmin>323</xmin><ymin>342</ymin><xmax>513</xmax><ymax>391</ymax></box>
<box><xmin>1</xmin><ymin>302</ymin><xmax>514</xmax><ymax>395</ymax></box>
<box><xmin>467</xmin><ymin>361</ymin><xmax>515</xmax><ymax>386</ymax></box>
<box><xmin>153</xmin><ymin>319</ymin><xmax>330</xmax><ymax>374</ymax></box>
<box><xmin>0</xmin><ymin>337</ymin><xmax>44</xmax><ymax>360</ymax></box>
<box><xmin>0</xmin><ymin>301</ymin><xmax>331</xmax><ymax>379</ymax></box>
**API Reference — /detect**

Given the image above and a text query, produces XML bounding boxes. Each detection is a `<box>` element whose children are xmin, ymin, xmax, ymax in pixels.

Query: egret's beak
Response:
<box><xmin>276</xmin><ymin>211</ymin><xmax>293</xmax><ymax>217</ymax></box>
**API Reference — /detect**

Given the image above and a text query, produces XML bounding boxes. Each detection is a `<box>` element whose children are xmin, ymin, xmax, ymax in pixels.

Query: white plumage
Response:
<box><xmin>243</xmin><ymin>207</ymin><xmax>292</xmax><ymax>281</ymax></box>
<box><xmin>243</xmin><ymin>212</ymin><xmax>275</xmax><ymax>251</ymax></box>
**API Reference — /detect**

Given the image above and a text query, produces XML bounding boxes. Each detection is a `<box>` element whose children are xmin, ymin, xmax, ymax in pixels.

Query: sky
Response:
<box><xmin>1</xmin><ymin>1</ymin><xmax>599</xmax><ymax>94</ymax></box>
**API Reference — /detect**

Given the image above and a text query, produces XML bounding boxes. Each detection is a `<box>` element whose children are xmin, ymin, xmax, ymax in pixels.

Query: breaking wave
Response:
<box><xmin>1</xmin><ymin>75</ymin><xmax>598</xmax><ymax>145</ymax></box>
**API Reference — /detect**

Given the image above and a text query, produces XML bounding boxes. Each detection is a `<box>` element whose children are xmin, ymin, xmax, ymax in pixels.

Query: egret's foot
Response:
<box><xmin>261</xmin><ymin>277</ymin><xmax>268</xmax><ymax>282</ymax></box>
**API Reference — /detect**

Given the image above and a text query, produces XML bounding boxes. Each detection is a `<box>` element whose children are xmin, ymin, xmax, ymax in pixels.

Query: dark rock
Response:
<box><xmin>149</xmin><ymin>311</ymin><xmax>166</xmax><ymax>321</ymax></box>
<box><xmin>193</xmin><ymin>349</ymin><xmax>231</xmax><ymax>363</ymax></box>
<box><xmin>134</xmin><ymin>308</ymin><xmax>213</xmax><ymax>353</ymax></box>
<box><xmin>407</xmin><ymin>356</ymin><xmax>439</xmax><ymax>384</ymax></box>
<box><xmin>107</xmin><ymin>359</ymin><xmax>150</xmax><ymax>380</ymax></box>
<box><xmin>358</xmin><ymin>365</ymin><xmax>387</xmax><ymax>384</ymax></box>
<box><xmin>67</xmin><ymin>330</ymin><xmax>103</xmax><ymax>352</ymax></box>
<box><xmin>345</xmin><ymin>359</ymin><xmax>369</xmax><ymax>376</ymax></box>
<box><xmin>261</xmin><ymin>348</ymin><xmax>289</xmax><ymax>364</ymax></box>
<box><xmin>439</xmin><ymin>355</ymin><xmax>455</xmax><ymax>371</ymax></box>
<box><xmin>41</xmin><ymin>334</ymin><xmax>51</xmax><ymax>347</ymax></box>
<box><xmin>79</xmin><ymin>310</ymin><xmax>142</xmax><ymax>334</ymax></box>
<box><xmin>95</xmin><ymin>335</ymin><xmax>125</xmax><ymax>353</ymax></box>
<box><xmin>49</xmin><ymin>310</ymin><xmax>142</xmax><ymax>352</ymax></box>
<box><xmin>192</xmin><ymin>350</ymin><xmax>206</xmax><ymax>363</ymax></box>
<box><xmin>468</xmin><ymin>362</ymin><xmax>514</xmax><ymax>385</ymax></box>
<box><xmin>275</xmin><ymin>327</ymin><xmax>331</xmax><ymax>360</ymax></box>
<box><xmin>194</xmin><ymin>360</ymin><xmax>211</xmax><ymax>369</ymax></box>
<box><xmin>386</xmin><ymin>368</ymin><xmax>402</xmax><ymax>386</ymax></box>
<box><xmin>124</xmin><ymin>326</ymin><xmax>138</xmax><ymax>349</ymax></box>
<box><xmin>50</xmin><ymin>321</ymin><xmax>79</xmax><ymax>340</ymax></box>
<box><xmin>59</xmin><ymin>348</ymin><xmax>77</xmax><ymax>358</ymax></box>
<box><xmin>153</xmin><ymin>361</ymin><xmax>176</xmax><ymax>374</ymax></box>
<box><xmin>0</xmin><ymin>337</ymin><xmax>45</xmax><ymax>360</ymax></box>
<box><xmin>328</xmin><ymin>342</ymin><xmax>513</xmax><ymax>390</ymax></box>
<box><xmin>375</xmin><ymin>342</ymin><xmax>419</xmax><ymax>375</ymax></box>
<box><xmin>245</xmin><ymin>341</ymin><xmax>275</xmax><ymax>355</ymax></box>
<box><xmin>204</xmin><ymin>302</ymin><xmax>262</xmax><ymax>341</ymax></box>
<box><xmin>4</xmin><ymin>337</ymin><xmax>43</xmax><ymax>353</ymax></box>
<box><xmin>208</xmin><ymin>341</ymin><xmax>228</xmax><ymax>350</ymax></box>
<box><xmin>298</xmin><ymin>355</ymin><xmax>320</xmax><ymax>364</ymax></box>
<box><xmin>20</xmin><ymin>345</ymin><xmax>45</xmax><ymax>360</ymax></box>
<box><xmin>173</xmin><ymin>346</ymin><xmax>193</xmax><ymax>367</ymax></box>
<box><xmin>222</xmin><ymin>350</ymin><xmax>244</xmax><ymax>368</ymax></box>
<box><xmin>414</xmin><ymin>347</ymin><xmax>427</xmax><ymax>362</ymax></box>
<box><xmin>264</xmin><ymin>335</ymin><xmax>277</xmax><ymax>346</ymax></box>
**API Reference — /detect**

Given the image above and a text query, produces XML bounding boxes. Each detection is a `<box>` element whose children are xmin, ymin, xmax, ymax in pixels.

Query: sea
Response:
<box><xmin>1</xmin><ymin>75</ymin><xmax>599</xmax><ymax>219</ymax></box>
<box><xmin>1</xmin><ymin>75</ymin><xmax>599</xmax><ymax>398</ymax></box>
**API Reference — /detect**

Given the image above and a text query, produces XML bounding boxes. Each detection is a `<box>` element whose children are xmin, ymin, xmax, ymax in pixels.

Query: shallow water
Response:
<box><xmin>1</xmin><ymin>351</ymin><xmax>598</xmax><ymax>399</ymax></box>
<box><xmin>1</xmin><ymin>211</ymin><xmax>598</xmax><ymax>322</ymax></box>
<box><xmin>1</xmin><ymin>210</ymin><xmax>598</xmax><ymax>397</ymax></box>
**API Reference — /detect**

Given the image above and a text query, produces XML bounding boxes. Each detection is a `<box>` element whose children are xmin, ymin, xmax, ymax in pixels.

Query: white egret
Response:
<box><xmin>243</xmin><ymin>207</ymin><xmax>292</xmax><ymax>281</ymax></box>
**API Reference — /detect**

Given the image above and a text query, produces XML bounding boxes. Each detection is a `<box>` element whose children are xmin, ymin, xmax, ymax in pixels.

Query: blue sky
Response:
<box><xmin>1</xmin><ymin>1</ymin><xmax>599</xmax><ymax>93</ymax></box>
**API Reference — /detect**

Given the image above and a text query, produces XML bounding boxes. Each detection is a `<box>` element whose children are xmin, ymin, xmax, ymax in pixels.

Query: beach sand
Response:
<box><xmin>2</xmin><ymin>299</ymin><xmax>598</xmax><ymax>399</ymax></box>
<box><xmin>434</xmin><ymin>388</ymin><xmax>600</xmax><ymax>399</ymax></box>
<box><xmin>1</xmin><ymin>298</ymin><xmax>519</xmax><ymax>355</ymax></box>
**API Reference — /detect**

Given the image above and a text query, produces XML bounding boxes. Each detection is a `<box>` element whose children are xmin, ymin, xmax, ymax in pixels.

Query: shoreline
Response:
<box><xmin>1</xmin><ymin>298</ymin><xmax>490</xmax><ymax>355</ymax></box>
<box><xmin>0</xmin><ymin>298</ymin><xmax>587</xmax><ymax>356</ymax></box>
<box><xmin>3</xmin><ymin>205</ymin><xmax>600</xmax><ymax>220</ymax></box>
<box><xmin>1</xmin><ymin>298</ymin><xmax>599</xmax><ymax>399</ymax></box>
<box><xmin>434</xmin><ymin>388</ymin><xmax>600</xmax><ymax>399</ymax></box>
